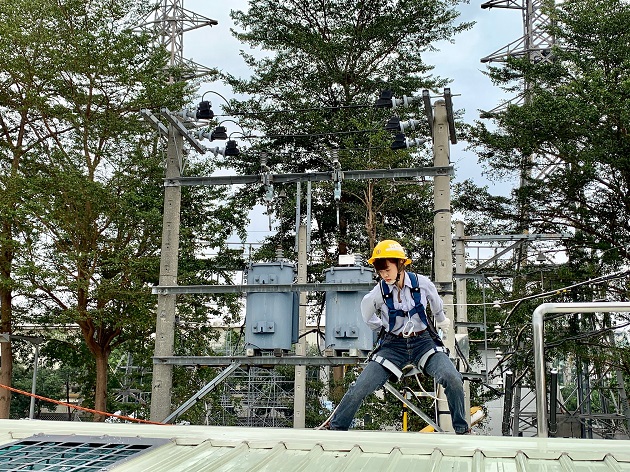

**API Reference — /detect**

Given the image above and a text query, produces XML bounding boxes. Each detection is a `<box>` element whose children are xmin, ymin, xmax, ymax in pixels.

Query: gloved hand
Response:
<box><xmin>435</xmin><ymin>318</ymin><xmax>451</xmax><ymax>339</ymax></box>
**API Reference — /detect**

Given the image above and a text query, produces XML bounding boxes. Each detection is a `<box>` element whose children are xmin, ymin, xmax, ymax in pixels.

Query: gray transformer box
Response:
<box><xmin>324</xmin><ymin>265</ymin><xmax>375</xmax><ymax>354</ymax></box>
<box><xmin>245</xmin><ymin>261</ymin><xmax>298</xmax><ymax>352</ymax></box>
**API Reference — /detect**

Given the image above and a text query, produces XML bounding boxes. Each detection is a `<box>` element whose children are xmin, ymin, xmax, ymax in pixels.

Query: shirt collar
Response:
<box><xmin>385</xmin><ymin>271</ymin><xmax>410</xmax><ymax>289</ymax></box>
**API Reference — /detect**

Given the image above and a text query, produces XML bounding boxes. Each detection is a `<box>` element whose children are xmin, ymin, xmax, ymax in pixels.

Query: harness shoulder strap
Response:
<box><xmin>406</xmin><ymin>272</ymin><xmax>427</xmax><ymax>323</ymax></box>
<box><xmin>407</xmin><ymin>272</ymin><xmax>422</xmax><ymax>305</ymax></box>
<box><xmin>408</xmin><ymin>272</ymin><xmax>445</xmax><ymax>347</ymax></box>
<box><xmin>380</xmin><ymin>279</ymin><xmax>401</xmax><ymax>332</ymax></box>
<box><xmin>379</xmin><ymin>279</ymin><xmax>394</xmax><ymax>309</ymax></box>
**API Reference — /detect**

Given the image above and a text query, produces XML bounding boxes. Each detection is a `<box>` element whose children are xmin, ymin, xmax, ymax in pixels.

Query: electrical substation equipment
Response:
<box><xmin>244</xmin><ymin>260</ymin><xmax>298</xmax><ymax>354</ymax></box>
<box><xmin>324</xmin><ymin>255</ymin><xmax>375</xmax><ymax>355</ymax></box>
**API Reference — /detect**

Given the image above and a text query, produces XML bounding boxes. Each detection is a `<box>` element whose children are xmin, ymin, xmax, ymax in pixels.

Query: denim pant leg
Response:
<box><xmin>329</xmin><ymin>360</ymin><xmax>391</xmax><ymax>430</ymax></box>
<box><xmin>423</xmin><ymin>351</ymin><xmax>469</xmax><ymax>433</ymax></box>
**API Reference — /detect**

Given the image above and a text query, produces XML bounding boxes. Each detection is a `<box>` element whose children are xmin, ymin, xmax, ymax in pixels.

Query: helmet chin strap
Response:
<box><xmin>394</xmin><ymin>260</ymin><xmax>405</xmax><ymax>287</ymax></box>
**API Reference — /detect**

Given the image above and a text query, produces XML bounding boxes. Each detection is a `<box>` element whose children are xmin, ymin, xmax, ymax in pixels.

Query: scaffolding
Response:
<box><xmin>207</xmin><ymin>366</ymin><xmax>294</xmax><ymax>428</ymax></box>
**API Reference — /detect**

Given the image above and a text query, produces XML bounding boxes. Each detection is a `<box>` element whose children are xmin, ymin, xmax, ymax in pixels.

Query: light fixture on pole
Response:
<box><xmin>211</xmin><ymin>119</ymin><xmax>245</xmax><ymax>141</ymax></box>
<box><xmin>224</xmin><ymin>140</ymin><xmax>239</xmax><ymax>156</ymax></box>
<box><xmin>210</xmin><ymin>126</ymin><xmax>228</xmax><ymax>140</ymax></box>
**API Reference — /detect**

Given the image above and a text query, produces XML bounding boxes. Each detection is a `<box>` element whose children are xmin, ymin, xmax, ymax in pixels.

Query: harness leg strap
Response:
<box><xmin>371</xmin><ymin>354</ymin><xmax>403</xmax><ymax>382</ymax></box>
<box><xmin>417</xmin><ymin>346</ymin><xmax>449</xmax><ymax>373</ymax></box>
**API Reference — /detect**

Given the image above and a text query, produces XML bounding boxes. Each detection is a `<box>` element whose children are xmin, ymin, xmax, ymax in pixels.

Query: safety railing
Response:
<box><xmin>533</xmin><ymin>302</ymin><xmax>630</xmax><ymax>437</ymax></box>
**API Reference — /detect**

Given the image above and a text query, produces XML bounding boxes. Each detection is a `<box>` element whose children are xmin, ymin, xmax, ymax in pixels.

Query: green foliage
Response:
<box><xmin>0</xmin><ymin>0</ymin><xmax>250</xmax><ymax>418</ymax></box>
<box><xmin>10</xmin><ymin>363</ymin><xmax>65</xmax><ymax>419</ymax></box>
<box><xmin>455</xmin><ymin>2</ymin><xmax>630</xmax><ymax>418</ymax></box>
<box><xmin>463</xmin><ymin>0</ymin><xmax>630</xmax><ymax>276</ymax></box>
<box><xmin>223</xmin><ymin>0</ymin><xmax>472</xmax><ymax>268</ymax></box>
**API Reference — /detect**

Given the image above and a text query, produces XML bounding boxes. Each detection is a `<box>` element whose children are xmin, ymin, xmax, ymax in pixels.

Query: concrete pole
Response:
<box><xmin>150</xmin><ymin>126</ymin><xmax>183</xmax><ymax>422</ymax></box>
<box><xmin>454</xmin><ymin>221</ymin><xmax>470</xmax><ymax>425</ymax></box>
<box><xmin>28</xmin><ymin>341</ymin><xmax>40</xmax><ymax>420</ymax></box>
<box><xmin>293</xmin><ymin>224</ymin><xmax>307</xmax><ymax>428</ymax></box>
<box><xmin>432</xmin><ymin>100</ymin><xmax>455</xmax><ymax>432</ymax></box>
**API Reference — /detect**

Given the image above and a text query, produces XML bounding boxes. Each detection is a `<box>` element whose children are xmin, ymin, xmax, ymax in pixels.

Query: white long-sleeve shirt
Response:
<box><xmin>360</xmin><ymin>271</ymin><xmax>446</xmax><ymax>335</ymax></box>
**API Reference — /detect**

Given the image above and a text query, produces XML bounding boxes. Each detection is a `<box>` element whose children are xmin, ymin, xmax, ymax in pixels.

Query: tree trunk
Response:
<box><xmin>93</xmin><ymin>347</ymin><xmax>109</xmax><ymax>421</ymax></box>
<box><xmin>0</xmin><ymin>316</ymin><xmax>12</xmax><ymax>418</ymax></box>
<box><xmin>364</xmin><ymin>182</ymin><xmax>377</xmax><ymax>252</ymax></box>
<box><xmin>0</xmin><ymin>288</ymin><xmax>13</xmax><ymax>419</ymax></box>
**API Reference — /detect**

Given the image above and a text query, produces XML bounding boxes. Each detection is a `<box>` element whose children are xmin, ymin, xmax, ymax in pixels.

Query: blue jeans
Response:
<box><xmin>329</xmin><ymin>331</ymin><xmax>468</xmax><ymax>433</ymax></box>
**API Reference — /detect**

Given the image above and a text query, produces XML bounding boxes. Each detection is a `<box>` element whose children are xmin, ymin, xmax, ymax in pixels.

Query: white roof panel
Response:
<box><xmin>0</xmin><ymin>419</ymin><xmax>628</xmax><ymax>471</ymax></box>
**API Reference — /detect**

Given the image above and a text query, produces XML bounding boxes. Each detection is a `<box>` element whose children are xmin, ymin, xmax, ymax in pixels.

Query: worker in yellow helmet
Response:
<box><xmin>325</xmin><ymin>240</ymin><xmax>469</xmax><ymax>434</ymax></box>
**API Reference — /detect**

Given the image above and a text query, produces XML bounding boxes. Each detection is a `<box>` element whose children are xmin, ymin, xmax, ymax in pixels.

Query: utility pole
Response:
<box><xmin>293</xmin><ymin>224</ymin><xmax>307</xmax><ymax>428</ymax></box>
<box><xmin>150</xmin><ymin>128</ymin><xmax>183</xmax><ymax>422</ymax></box>
<box><xmin>432</xmin><ymin>100</ymin><xmax>455</xmax><ymax>432</ymax></box>
<box><xmin>147</xmin><ymin>0</ymin><xmax>217</xmax><ymax>422</ymax></box>
<box><xmin>454</xmin><ymin>221</ymin><xmax>470</xmax><ymax>424</ymax></box>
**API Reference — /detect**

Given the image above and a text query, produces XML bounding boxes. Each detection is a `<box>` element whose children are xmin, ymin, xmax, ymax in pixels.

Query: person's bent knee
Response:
<box><xmin>438</xmin><ymin>369</ymin><xmax>463</xmax><ymax>387</ymax></box>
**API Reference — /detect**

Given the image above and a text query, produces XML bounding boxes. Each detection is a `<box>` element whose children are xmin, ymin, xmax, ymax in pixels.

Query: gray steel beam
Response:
<box><xmin>152</xmin><ymin>282</ymin><xmax>374</xmax><ymax>295</ymax></box>
<box><xmin>153</xmin><ymin>355</ymin><xmax>366</xmax><ymax>367</ymax></box>
<box><xmin>153</xmin><ymin>281</ymin><xmax>453</xmax><ymax>295</ymax></box>
<box><xmin>453</xmin><ymin>233</ymin><xmax>570</xmax><ymax>242</ymax></box>
<box><xmin>383</xmin><ymin>381</ymin><xmax>443</xmax><ymax>431</ymax></box>
<box><xmin>165</xmin><ymin>166</ymin><xmax>453</xmax><ymax>187</ymax></box>
<box><xmin>469</xmin><ymin>240</ymin><xmax>524</xmax><ymax>274</ymax></box>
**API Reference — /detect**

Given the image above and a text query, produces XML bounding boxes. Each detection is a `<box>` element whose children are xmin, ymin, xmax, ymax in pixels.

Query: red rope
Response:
<box><xmin>0</xmin><ymin>383</ymin><xmax>169</xmax><ymax>426</ymax></box>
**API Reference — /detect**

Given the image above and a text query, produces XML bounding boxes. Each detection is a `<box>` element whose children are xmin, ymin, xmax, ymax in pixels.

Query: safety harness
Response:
<box><xmin>370</xmin><ymin>272</ymin><xmax>448</xmax><ymax>380</ymax></box>
<box><xmin>380</xmin><ymin>272</ymin><xmax>444</xmax><ymax>347</ymax></box>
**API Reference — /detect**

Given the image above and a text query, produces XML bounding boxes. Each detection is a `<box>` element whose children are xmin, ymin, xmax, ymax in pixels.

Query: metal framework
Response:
<box><xmin>208</xmin><ymin>366</ymin><xmax>295</xmax><ymax>428</ymax></box>
<box><xmin>481</xmin><ymin>0</ymin><xmax>555</xmax><ymax>65</ymax></box>
<box><xmin>142</xmin><ymin>0</ymin><xmax>218</xmax><ymax>79</ymax></box>
<box><xmin>531</xmin><ymin>303</ymin><xmax>630</xmax><ymax>438</ymax></box>
<box><xmin>141</xmin><ymin>1</ymin><xmax>465</xmax><ymax>429</ymax></box>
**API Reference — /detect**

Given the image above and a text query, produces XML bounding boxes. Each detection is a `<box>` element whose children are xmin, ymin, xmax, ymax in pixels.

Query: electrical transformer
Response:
<box><xmin>244</xmin><ymin>261</ymin><xmax>298</xmax><ymax>354</ymax></box>
<box><xmin>324</xmin><ymin>262</ymin><xmax>375</xmax><ymax>354</ymax></box>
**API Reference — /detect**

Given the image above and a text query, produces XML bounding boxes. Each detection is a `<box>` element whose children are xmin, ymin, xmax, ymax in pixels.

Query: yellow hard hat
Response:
<box><xmin>368</xmin><ymin>240</ymin><xmax>412</xmax><ymax>265</ymax></box>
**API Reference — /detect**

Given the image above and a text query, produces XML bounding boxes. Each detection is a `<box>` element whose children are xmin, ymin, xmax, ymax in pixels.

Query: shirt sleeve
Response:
<box><xmin>361</xmin><ymin>284</ymin><xmax>386</xmax><ymax>331</ymax></box>
<box><xmin>419</xmin><ymin>274</ymin><xmax>446</xmax><ymax>323</ymax></box>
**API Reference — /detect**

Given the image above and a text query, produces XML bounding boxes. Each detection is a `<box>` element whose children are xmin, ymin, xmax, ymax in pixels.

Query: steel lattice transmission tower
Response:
<box><xmin>479</xmin><ymin>0</ymin><xmax>557</xmax><ymax>277</ymax></box>
<box><xmin>479</xmin><ymin>0</ymin><xmax>555</xmax><ymax>439</ymax></box>
<box><xmin>480</xmin><ymin>0</ymin><xmax>555</xmax><ymax>67</ymax></box>
<box><xmin>479</xmin><ymin>1</ymin><xmax>630</xmax><ymax>439</ymax></box>
<box><xmin>144</xmin><ymin>0</ymin><xmax>217</xmax><ymax>79</ymax></box>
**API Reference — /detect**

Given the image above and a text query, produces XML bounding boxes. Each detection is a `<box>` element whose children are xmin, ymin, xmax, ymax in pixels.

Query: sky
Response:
<box><xmin>180</xmin><ymin>1</ymin><xmax>525</xmax><ymax>245</ymax></box>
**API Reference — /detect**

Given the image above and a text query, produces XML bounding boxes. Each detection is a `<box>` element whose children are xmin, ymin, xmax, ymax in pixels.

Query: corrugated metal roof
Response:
<box><xmin>0</xmin><ymin>419</ymin><xmax>629</xmax><ymax>471</ymax></box>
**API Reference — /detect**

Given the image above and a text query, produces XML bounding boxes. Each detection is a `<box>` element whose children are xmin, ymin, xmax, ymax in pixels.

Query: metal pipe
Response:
<box><xmin>501</xmin><ymin>371</ymin><xmax>514</xmax><ymax>436</ymax></box>
<box><xmin>532</xmin><ymin>302</ymin><xmax>630</xmax><ymax>437</ymax></box>
<box><xmin>549</xmin><ymin>369</ymin><xmax>557</xmax><ymax>437</ymax></box>
<box><xmin>29</xmin><ymin>342</ymin><xmax>40</xmax><ymax>420</ymax></box>
<box><xmin>294</xmin><ymin>182</ymin><xmax>301</xmax><ymax>252</ymax></box>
